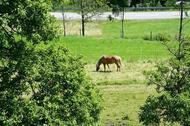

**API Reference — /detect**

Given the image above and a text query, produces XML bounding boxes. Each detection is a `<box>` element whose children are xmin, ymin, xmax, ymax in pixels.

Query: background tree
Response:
<box><xmin>51</xmin><ymin>0</ymin><xmax>71</xmax><ymax>36</ymax></box>
<box><xmin>107</xmin><ymin>0</ymin><xmax>128</xmax><ymax>38</ymax></box>
<box><xmin>139</xmin><ymin>0</ymin><xmax>190</xmax><ymax>125</ymax></box>
<box><xmin>130</xmin><ymin>0</ymin><xmax>175</xmax><ymax>7</ymax></box>
<box><xmin>71</xmin><ymin>0</ymin><xmax>106</xmax><ymax>36</ymax></box>
<box><xmin>130</xmin><ymin>0</ymin><xmax>141</xmax><ymax>7</ymax></box>
<box><xmin>0</xmin><ymin>0</ymin><xmax>102</xmax><ymax>125</ymax></box>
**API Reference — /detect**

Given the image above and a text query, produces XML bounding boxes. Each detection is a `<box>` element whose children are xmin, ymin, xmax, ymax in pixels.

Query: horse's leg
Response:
<box><xmin>115</xmin><ymin>63</ymin><xmax>118</xmax><ymax>71</ymax></box>
<box><xmin>118</xmin><ymin>64</ymin><xmax>121</xmax><ymax>72</ymax></box>
<box><xmin>118</xmin><ymin>60</ymin><xmax>122</xmax><ymax>72</ymax></box>
<box><xmin>103</xmin><ymin>63</ymin><xmax>106</xmax><ymax>71</ymax></box>
<box><xmin>107</xmin><ymin>64</ymin><xmax>110</xmax><ymax>71</ymax></box>
<box><xmin>115</xmin><ymin>63</ymin><xmax>120</xmax><ymax>72</ymax></box>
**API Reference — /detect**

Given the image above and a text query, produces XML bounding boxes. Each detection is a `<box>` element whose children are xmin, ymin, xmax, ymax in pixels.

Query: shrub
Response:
<box><xmin>143</xmin><ymin>32</ymin><xmax>171</xmax><ymax>42</ymax></box>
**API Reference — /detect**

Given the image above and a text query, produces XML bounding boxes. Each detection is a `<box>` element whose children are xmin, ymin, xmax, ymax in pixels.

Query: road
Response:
<box><xmin>50</xmin><ymin>11</ymin><xmax>190</xmax><ymax>20</ymax></box>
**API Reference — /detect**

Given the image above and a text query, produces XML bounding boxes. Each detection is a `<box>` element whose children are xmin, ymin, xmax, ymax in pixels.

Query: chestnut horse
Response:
<box><xmin>96</xmin><ymin>55</ymin><xmax>122</xmax><ymax>72</ymax></box>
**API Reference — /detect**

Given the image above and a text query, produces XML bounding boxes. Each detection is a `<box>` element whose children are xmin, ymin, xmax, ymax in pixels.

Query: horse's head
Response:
<box><xmin>96</xmin><ymin>63</ymin><xmax>100</xmax><ymax>71</ymax></box>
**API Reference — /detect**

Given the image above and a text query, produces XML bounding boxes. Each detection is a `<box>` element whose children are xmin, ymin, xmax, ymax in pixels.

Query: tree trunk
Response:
<box><xmin>178</xmin><ymin>0</ymin><xmax>184</xmax><ymax>61</ymax></box>
<box><xmin>179</xmin><ymin>0</ymin><xmax>183</xmax><ymax>42</ymax></box>
<box><xmin>80</xmin><ymin>0</ymin><xmax>85</xmax><ymax>36</ymax></box>
<box><xmin>81</xmin><ymin>12</ymin><xmax>85</xmax><ymax>36</ymax></box>
<box><xmin>62</xmin><ymin>6</ymin><xmax>66</xmax><ymax>36</ymax></box>
<box><xmin>121</xmin><ymin>8</ymin><xmax>125</xmax><ymax>38</ymax></box>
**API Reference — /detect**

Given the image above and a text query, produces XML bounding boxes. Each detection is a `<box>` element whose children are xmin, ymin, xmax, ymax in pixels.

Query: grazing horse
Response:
<box><xmin>96</xmin><ymin>55</ymin><xmax>122</xmax><ymax>72</ymax></box>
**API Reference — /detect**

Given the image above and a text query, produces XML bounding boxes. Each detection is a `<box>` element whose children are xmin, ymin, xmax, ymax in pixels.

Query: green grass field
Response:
<box><xmin>99</xmin><ymin>85</ymin><xmax>156</xmax><ymax>126</ymax></box>
<box><xmin>54</xmin><ymin>36</ymin><xmax>170</xmax><ymax>63</ymax></box>
<box><xmin>59</xmin><ymin>19</ymin><xmax>190</xmax><ymax>39</ymax></box>
<box><xmin>54</xmin><ymin>19</ymin><xmax>190</xmax><ymax>126</ymax></box>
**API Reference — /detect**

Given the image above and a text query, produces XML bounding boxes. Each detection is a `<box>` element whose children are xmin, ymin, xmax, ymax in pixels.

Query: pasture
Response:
<box><xmin>53</xmin><ymin>19</ymin><xmax>190</xmax><ymax>125</ymax></box>
<box><xmin>55</xmin><ymin>36</ymin><xmax>170</xmax><ymax>63</ymax></box>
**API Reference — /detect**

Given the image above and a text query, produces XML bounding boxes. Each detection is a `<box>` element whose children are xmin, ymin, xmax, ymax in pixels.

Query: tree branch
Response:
<box><xmin>161</xmin><ymin>41</ymin><xmax>177</xmax><ymax>57</ymax></box>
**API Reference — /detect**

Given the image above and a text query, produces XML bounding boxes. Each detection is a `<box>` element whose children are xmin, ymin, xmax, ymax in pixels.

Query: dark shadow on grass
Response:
<box><xmin>92</xmin><ymin>70</ymin><xmax>113</xmax><ymax>73</ymax></box>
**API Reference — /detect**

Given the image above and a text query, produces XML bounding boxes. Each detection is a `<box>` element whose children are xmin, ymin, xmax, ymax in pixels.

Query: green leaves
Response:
<box><xmin>139</xmin><ymin>39</ymin><xmax>190</xmax><ymax>125</ymax></box>
<box><xmin>140</xmin><ymin>93</ymin><xmax>190</xmax><ymax>125</ymax></box>
<box><xmin>0</xmin><ymin>0</ymin><xmax>58</xmax><ymax>44</ymax></box>
<box><xmin>0</xmin><ymin>0</ymin><xmax>102</xmax><ymax>125</ymax></box>
<box><xmin>107</xmin><ymin>0</ymin><xmax>128</xmax><ymax>13</ymax></box>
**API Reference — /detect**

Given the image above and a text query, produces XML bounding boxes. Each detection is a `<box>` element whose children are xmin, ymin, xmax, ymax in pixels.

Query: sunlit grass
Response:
<box><xmin>57</xmin><ymin>19</ymin><xmax>190</xmax><ymax>39</ymax></box>
<box><xmin>53</xmin><ymin>36</ymin><xmax>170</xmax><ymax>63</ymax></box>
<box><xmin>86</xmin><ymin>61</ymin><xmax>156</xmax><ymax>85</ymax></box>
<box><xmin>99</xmin><ymin>84</ymin><xmax>156</xmax><ymax>126</ymax></box>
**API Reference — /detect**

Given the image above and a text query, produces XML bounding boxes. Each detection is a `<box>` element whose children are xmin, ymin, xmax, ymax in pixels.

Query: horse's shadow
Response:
<box><xmin>92</xmin><ymin>70</ymin><xmax>112</xmax><ymax>73</ymax></box>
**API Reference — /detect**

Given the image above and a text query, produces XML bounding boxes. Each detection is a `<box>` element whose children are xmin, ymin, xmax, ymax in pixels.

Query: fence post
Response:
<box><xmin>150</xmin><ymin>31</ymin><xmax>153</xmax><ymax>40</ymax></box>
<box><xmin>79</xmin><ymin>29</ymin><xmax>81</xmax><ymax>36</ymax></box>
<box><xmin>121</xmin><ymin>7</ymin><xmax>125</xmax><ymax>38</ymax></box>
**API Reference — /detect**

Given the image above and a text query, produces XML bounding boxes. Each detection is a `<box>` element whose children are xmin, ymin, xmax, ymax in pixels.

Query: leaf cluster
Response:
<box><xmin>0</xmin><ymin>0</ymin><xmax>102</xmax><ymax>125</ymax></box>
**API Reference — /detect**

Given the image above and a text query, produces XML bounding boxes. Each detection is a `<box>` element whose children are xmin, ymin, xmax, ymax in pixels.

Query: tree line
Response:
<box><xmin>53</xmin><ymin>0</ymin><xmax>183</xmax><ymax>10</ymax></box>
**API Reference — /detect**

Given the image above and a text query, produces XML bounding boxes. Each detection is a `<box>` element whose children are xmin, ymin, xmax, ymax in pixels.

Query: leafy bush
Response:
<box><xmin>0</xmin><ymin>0</ymin><xmax>102</xmax><ymax>125</ymax></box>
<box><xmin>155</xmin><ymin>33</ymin><xmax>171</xmax><ymax>42</ymax></box>
<box><xmin>32</xmin><ymin>44</ymin><xmax>102</xmax><ymax>125</ymax></box>
<box><xmin>139</xmin><ymin>38</ymin><xmax>190</xmax><ymax>125</ymax></box>
<box><xmin>143</xmin><ymin>32</ymin><xmax>171</xmax><ymax>42</ymax></box>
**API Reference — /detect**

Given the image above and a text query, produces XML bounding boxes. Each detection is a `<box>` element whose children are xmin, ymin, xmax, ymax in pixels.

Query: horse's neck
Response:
<box><xmin>97</xmin><ymin>61</ymin><xmax>101</xmax><ymax>66</ymax></box>
<box><xmin>97</xmin><ymin>59</ymin><xmax>102</xmax><ymax>66</ymax></box>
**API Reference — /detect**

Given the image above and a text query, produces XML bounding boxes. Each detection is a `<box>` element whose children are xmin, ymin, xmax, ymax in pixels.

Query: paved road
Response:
<box><xmin>51</xmin><ymin>11</ymin><xmax>190</xmax><ymax>20</ymax></box>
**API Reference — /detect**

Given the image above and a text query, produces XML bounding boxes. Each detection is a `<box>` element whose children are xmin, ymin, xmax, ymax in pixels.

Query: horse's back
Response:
<box><xmin>99</xmin><ymin>55</ymin><xmax>122</xmax><ymax>63</ymax></box>
<box><xmin>112</xmin><ymin>55</ymin><xmax>122</xmax><ymax>61</ymax></box>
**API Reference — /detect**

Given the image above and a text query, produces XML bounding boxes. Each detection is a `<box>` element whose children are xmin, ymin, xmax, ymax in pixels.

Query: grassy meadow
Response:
<box><xmin>53</xmin><ymin>19</ymin><xmax>190</xmax><ymax>125</ymax></box>
<box><xmin>55</xmin><ymin>37</ymin><xmax>170</xmax><ymax>63</ymax></box>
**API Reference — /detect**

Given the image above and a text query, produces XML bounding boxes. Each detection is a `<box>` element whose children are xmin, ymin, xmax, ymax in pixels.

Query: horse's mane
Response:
<box><xmin>97</xmin><ymin>55</ymin><xmax>106</xmax><ymax>64</ymax></box>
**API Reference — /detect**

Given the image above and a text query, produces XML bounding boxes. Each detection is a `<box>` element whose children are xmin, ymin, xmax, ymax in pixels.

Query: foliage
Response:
<box><xmin>131</xmin><ymin>0</ymin><xmax>177</xmax><ymax>7</ymax></box>
<box><xmin>0</xmin><ymin>0</ymin><xmax>102</xmax><ymax>125</ymax></box>
<box><xmin>139</xmin><ymin>38</ymin><xmax>190</xmax><ymax>125</ymax></box>
<box><xmin>143</xmin><ymin>33</ymin><xmax>171</xmax><ymax>42</ymax></box>
<box><xmin>51</xmin><ymin>0</ymin><xmax>71</xmax><ymax>10</ymax></box>
<box><xmin>106</xmin><ymin>0</ymin><xmax>128</xmax><ymax>13</ymax></box>
<box><xmin>75</xmin><ymin>0</ymin><xmax>107</xmax><ymax>18</ymax></box>
<box><xmin>139</xmin><ymin>56</ymin><xmax>190</xmax><ymax>125</ymax></box>
<box><xmin>32</xmin><ymin>45</ymin><xmax>102</xmax><ymax>125</ymax></box>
